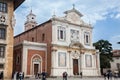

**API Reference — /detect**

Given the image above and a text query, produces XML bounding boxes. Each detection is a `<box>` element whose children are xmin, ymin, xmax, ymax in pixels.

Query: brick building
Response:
<box><xmin>14</xmin><ymin>7</ymin><xmax>101</xmax><ymax>77</ymax></box>
<box><xmin>110</xmin><ymin>50</ymin><xmax>120</xmax><ymax>73</ymax></box>
<box><xmin>0</xmin><ymin>0</ymin><xmax>24</xmax><ymax>79</ymax></box>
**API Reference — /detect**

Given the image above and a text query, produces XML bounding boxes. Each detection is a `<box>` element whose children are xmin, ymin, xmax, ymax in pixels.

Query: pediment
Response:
<box><xmin>64</xmin><ymin>8</ymin><xmax>83</xmax><ymax>17</ymax></box>
<box><xmin>64</xmin><ymin>8</ymin><xmax>84</xmax><ymax>24</ymax></box>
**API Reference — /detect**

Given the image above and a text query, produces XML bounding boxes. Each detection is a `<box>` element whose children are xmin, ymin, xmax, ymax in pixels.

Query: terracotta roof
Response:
<box><xmin>14</xmin><ymin>19</ymin><xmax>51</xmax><ymax>38</ymax></box>
<box><xmin>112</xmin><ymin>50</ymin><xmax>120</xmax><ymax>57</ymax></box>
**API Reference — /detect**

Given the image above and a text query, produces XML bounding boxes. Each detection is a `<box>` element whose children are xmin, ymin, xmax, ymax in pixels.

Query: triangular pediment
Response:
<box><xmin>64</xmin><ymin>8</ymin><xmax>83</xmax><ymax>17</ymax></box>
<box><xmin>64</xmin><ymin>8</ymin><xmax>84</xmax><ymax>25</ymax></box>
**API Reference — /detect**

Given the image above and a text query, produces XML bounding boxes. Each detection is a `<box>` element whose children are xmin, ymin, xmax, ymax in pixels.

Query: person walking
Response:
<box><xmin>109</xmin><ymin>72</ymin><xmax>112</xmax><ymax>80</ymax></box>
<box><xmin>63</xmin><ymin>72</ymin><xmax>68</xmax><ymax>80</ymax></box>
<box><xmin>107</xmin><ymin>72</ymin><xmax>110</xmax><ymax>80</ymax></box>
<box><xmin>41</xmin><ymin>71</ymin><xmax>46</xmax><ymax>80</ymax></box>
<box><xmin>19</xmin><ymin>72</ymin><xmax>23</xmax><ymax>80</ymax></box>
<box><xmin>103</xmin><ymin>72</ymin><xmax>107</xmax><ymax>80</ymax></box>
<box><xmin>80</xmin><ymin>72</ymin><xmax>82</xmax><ymax>78</ymax></box>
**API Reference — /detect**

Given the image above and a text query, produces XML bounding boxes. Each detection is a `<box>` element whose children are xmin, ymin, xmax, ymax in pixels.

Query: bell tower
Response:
<box><xmin>24</xmin><ymin>10</ymin><xmax>37</xmax><ymax>31</ymax></box>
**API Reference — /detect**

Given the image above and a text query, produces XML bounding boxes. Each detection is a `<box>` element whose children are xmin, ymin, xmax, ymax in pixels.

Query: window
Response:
<box><xmin>0</xmin><ymin>2</ymin><xmax>7</xmax><ymax>13</ymax></box>
<box><xmin>16</xmin><ymin>55</ymin><xmax>20</xmax><ymax>64</ymax></box>
<box><xmin>84</xmin><ymin>32</ymin><xmax>90</xmax><ymax>45</ymax></box>
<box><xmin>42</xmin><ymin>33</ymin><xmax>45</xmax><ymax>41</ymax></box>
<box><xmin>0</xmin><ymin>45</ymin><xmax>5</xmax><ymax>58</ymax></box>
<box><xmin>0</xmin><ymin>64</ymin><xmax>4</xmax><ymax>69</ymax></box>
<box><xmin>57</xmin><ymin>26</ymin><xmax>66</xmax><ymax>41</ymax></box>
<box><xmin>117</xmin><ymin>63</ymin><xmax>120</xmax><ymax>70</ymax></box>
<box><xmin>32</xmin><ymin>37</ymin><xmax>34</xmax><ymax>42</ymax></box>
<box><xmin>58</xmin><ymin>52</ymin><xmax>66</xmax><ymax>67</ymax></box>
<box><xmin>0</xmin><ymin>28</ymin><xmax>6</xmax><ymax>39</ymax></box>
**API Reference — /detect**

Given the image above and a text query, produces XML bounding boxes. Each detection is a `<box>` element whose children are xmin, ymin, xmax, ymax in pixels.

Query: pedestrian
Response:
<box><xmin>80</xmin><ymin>72</ymin><xmax>82</xmax><ymax>78</ymax></box>
<box><xmin>19</xmin><ymin>72</ymin><xmax>23</xmax><ymax>80</ymax></box>
<box><xmin>22</xmin><ymin>72</ymin><xmax>24</xmax><ymax>79</ymax></box>
<box><xmin>107</xmin><ymin>72</ymin><xmax>110</xmax><ymax>80</ymax></box>
<box><xmin>114</xmin><ymin>73</ymin><xmax>118</xmax><ymax>80</ymax></box>
<box><xmin>16</xmin><ymin>72</ymin><xmax>19</xmax><ymax>80</ymax></box>
<box><xmin>63</xmin><ymin>71</ymin><xmax>68</xmax><ymax>80</ymax></box>
<box><xmin>38</xmin><ymin>72</ymin><xmax>41</xmax><ymax>79</ymax></box>
<box><xmin>109</xmin><ymin>72</ymin><xmax>112</xmax><ymax>80</ymax></box>
<box><xmin>41</xmin><ymin>71</ymin><xmax>46</xmax><ymax>80</ymax></box>
<box><xmin>103</xmin><ymin>72</ymin><xmax>107</xmax><ymax>80</ymax></box>
<box><xmin>0</xmin><ymin>71</ymin><xmax>3</xmax><ymax>80</ymax></box>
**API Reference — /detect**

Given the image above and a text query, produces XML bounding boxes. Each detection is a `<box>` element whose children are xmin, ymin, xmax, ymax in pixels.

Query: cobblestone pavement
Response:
<box><xmin>28</xmin><ymin>77</ymin><xmax>120</xmax><ymax>80</ymax></box>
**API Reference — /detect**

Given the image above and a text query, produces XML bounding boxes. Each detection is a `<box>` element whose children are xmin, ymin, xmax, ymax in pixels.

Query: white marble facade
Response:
<box><xmin>51</xmin><ymin>7</ymin><xmax>100</xmax><ymax>76</ymax></box>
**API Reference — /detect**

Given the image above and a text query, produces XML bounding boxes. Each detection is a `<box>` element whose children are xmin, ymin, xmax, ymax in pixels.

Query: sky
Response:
<box><xmin>14</xmin><ymin>0</ymin><xmax>120</xmax><ymax>49</ymax></box>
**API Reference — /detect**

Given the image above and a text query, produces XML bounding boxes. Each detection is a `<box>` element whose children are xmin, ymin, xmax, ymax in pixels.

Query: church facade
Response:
<box><xmin>14</xmin><ymin>7</ymin><xmax>100</xmax><ymax>77</ymax></box>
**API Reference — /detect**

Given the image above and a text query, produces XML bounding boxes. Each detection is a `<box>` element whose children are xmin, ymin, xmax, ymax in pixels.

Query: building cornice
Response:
<box><xmin>51</xmin><ymin>17</ymin><xmax>93</xmax><ymax>29</ymax></box>
<box><xmin>14</xmin><ymin>40</ymin><xmax>47</xmax><ymax>48</ymax></box>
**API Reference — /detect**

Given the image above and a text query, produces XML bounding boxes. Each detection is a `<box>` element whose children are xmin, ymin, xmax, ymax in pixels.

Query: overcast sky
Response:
<box><xmin>14</xmin><ymin>0</ymin><xmax>120</xmax><ymax>49</ymax></box>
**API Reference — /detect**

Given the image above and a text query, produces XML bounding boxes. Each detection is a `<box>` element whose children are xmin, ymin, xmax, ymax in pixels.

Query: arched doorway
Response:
<box><xmin>69</xmin><ymin>42</ymin><xmax>84</xmax><ymax>75</ymax></box>
<box><xmin>31</xmin><ymin>55</ymin><xmax>42</xmax><ymax>75</ymax></box>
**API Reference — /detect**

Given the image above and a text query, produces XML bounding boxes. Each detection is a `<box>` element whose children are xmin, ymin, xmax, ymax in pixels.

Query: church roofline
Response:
<box><xmin>14</xmin><ymin>19</ymin><xmax>52</xmax><ymax>38</ymax></box>
<box><xmin>51</xmin><ymin>17</ymin><xmax>93</xmax><ymax>29</ymax></box>
<box><xmin>64</xmin><ymin>8</ymin><xmax>83</xmax><ymax>17</ymax></box>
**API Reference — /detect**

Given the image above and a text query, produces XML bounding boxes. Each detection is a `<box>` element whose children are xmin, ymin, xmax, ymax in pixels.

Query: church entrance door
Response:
<box><xmin>34</xmin><ymin>64</ymin><xmax>39</xmax><ymax>75</ymax></box>
<box><xmin>73</xmin><ymin>59</ymin><xmax>79</xmax><ymax>75</ymax></box>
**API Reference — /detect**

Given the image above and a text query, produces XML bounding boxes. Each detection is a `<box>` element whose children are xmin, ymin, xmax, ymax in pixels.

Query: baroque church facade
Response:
<box><xmin>13</xmin><ymin>7</ymin><xmax>100</xmax><ymax>77</ymax></box>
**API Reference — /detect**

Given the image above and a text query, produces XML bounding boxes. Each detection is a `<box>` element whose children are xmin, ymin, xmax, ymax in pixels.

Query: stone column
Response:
<box><xmin>51</xmin><ymin>48</ymin><xmax>57</xmax><ymax>76</ymax></box>
<box><xmin>96</xmin><ymin>50</ymin><xmax>101</xmax><ymax>76</ymax></box>
<box><xmin>67</xmin><ymin>50</ymin><xmax>73</xmax><ymax>76</ymax></box>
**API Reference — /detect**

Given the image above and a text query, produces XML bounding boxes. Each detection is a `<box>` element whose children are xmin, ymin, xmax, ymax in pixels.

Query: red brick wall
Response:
<box><xmin>14</xmin><ymin>20</ymin><xmax>52</xmax><ymax>76</ymax></box>
<box><xmin>13</xmin><ymin>45</ymin><xmax>23</xmax><ymax>73</ymax></box>
<box><xmin>27</xmin><ymin>49</ymin><xmax>46</xmax><ymax>75</ymax></box>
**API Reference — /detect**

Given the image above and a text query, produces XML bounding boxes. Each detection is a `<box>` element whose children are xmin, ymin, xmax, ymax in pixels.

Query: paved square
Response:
<box><xmin>28</xmin><ymin>77</ymin><xmax>120</xmax><ymax>80</ymax></box>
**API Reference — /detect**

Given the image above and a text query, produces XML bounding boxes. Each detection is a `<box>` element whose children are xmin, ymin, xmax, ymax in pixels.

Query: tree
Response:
<box><xmin>93</xmin><ymin>40</ymin><xmax>113</xmax><ymax>74</ymax></box>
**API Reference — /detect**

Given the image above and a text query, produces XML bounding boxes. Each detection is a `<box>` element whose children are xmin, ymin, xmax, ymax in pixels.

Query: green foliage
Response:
<box><xmin>93</xmin><ymin>40</ymin><xmax>113</xmax><ymax>69</ymax></box>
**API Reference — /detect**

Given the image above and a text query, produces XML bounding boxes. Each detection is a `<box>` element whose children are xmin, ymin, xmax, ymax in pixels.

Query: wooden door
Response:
<box><xmin>73</xmin><ymin>59</ymin><xmax>79</xmax><ymax>75</ymax></box>
<box><xmin>34</xmin><ymin>64</ymin><xmax>39</xmax><ymax>75</ymax></box>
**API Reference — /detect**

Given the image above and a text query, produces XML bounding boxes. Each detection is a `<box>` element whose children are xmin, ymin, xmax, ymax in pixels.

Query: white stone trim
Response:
<box><xmin>22</xmin><ymin>41</ymin><xmax>47</xmax><ymax>77</ymax></box>
<box><xmin>31</xmin><ymin>54</ymin><xmax>42</xmax><ymax>75</ymax></box>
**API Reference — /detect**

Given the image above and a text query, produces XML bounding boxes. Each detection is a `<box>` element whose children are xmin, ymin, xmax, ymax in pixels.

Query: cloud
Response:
<box><xmin>14</xmin><ymin>0</ymin><xmax>120</xmax><ymax>35</ymax></box>
<box><xmin>115</xmin><ymin>14</ymin><xmax>120</xmax><ymax>19</ymax></box>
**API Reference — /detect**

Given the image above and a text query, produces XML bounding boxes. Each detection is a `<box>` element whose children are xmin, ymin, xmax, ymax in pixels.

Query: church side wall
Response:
<box><xmin>14</xmin><ymin>21</ymin><xmax>53</xmax><ymax>76</ymax></box>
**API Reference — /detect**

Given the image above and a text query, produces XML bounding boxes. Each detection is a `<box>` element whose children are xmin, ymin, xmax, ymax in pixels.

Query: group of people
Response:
<box><xmin>12</xmin><ymin>72</ymin><xmax>24</xmax><ymax>80</ymax></box>
<box><xmin>103</xmin><ymin>71</ymin><xmax>119</xmax><ymax>80</ymax></box>
<box><xmin>62</xmin><ymin>71</ymin><xmax>82</xmax><ymax>80</ymax></box>
<box><xmin>35</xmin><ymin>71</ymin><xmax>47</xmax><ymax>80</ymax></box>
